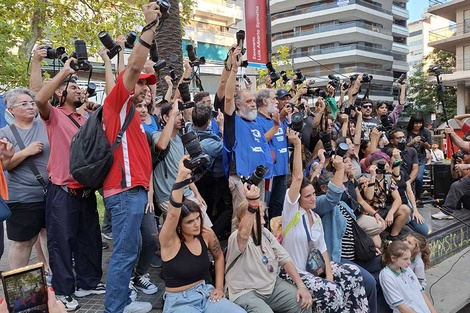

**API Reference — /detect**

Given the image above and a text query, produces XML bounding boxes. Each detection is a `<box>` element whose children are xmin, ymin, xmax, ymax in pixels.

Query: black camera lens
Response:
<box><xmin>376</xmin><ymin>160</ymin><xmax>386</xmax><ymax>174</ymax></box>
<box><xmin>397</xmin><ymin>139</ymin><xmax>406</xmax><ymax>152</ymax></box>
<box><xmin>125</xmin><ymin>31</ymin><xmax>138</xmax><ymax>49</ymax></box>
<box><xmin>241</xmin><ymin>165</ymin><xmax>269</xmax><ymax>187</ymax></box>
<box><xmin>98</xmin><ymin>31</ymin><xmax>122</xmax><ymax>59</ymax></box>
<box><xmin>186</xmin><ymin>45</ymin><xmax>197</xmax><ymax>62</ymax></box>
<box><xmin>320</xmin><ymin>132</ymin><xmax>333</xmax><ymax>158</ymax></box>
<box><xmin>335</xmin><ymin>142</ymin><xmax>349</xmax><ymax>157</ymax></box>
<box><xmin>74</xmin><ymin>40</ymin><xmax>88</xmax><ymax>61</ymax></box>
<box><xmin>182</xmin><ymin>131</ymin><xmax>202</xmax><ymax>158</ymax></box>
<box><xmin>155</xmin><ymin>0</ymin><xmax>171</xmax><ymax>20</ymax></box>
<box><xmin>291</xmin><ymin>112</ymin><xmax>304</xmax><ymax>132</ymax></box>
<box><xmin>87</xmin><ymin>83</ymin><xmax>96</xmax><ymax>98</ymax></box>
<box><xmin>178</xmin><ymin>83</ymin><xmax>192</xmax><ymax>104</ymax></box>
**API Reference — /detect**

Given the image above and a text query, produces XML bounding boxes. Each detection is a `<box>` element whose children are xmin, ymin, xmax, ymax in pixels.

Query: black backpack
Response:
<box><xmin>69</xmin><ymin>105</ymin><xmax>135</xmax><ymax>190</ymax></box>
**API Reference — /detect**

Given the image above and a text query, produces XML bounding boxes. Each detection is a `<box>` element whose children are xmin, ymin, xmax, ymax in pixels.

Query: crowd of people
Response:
<box><xmin>0</xmin><ymin>3</ymin><xmax>469</xmax><ymax>313</ymax></box>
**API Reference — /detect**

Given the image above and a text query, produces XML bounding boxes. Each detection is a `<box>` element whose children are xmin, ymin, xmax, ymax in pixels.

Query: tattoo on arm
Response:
<box><xmin>211</xmin><ymin>233</ymin><xmax>221</xmax><ymax>255</ymax></box>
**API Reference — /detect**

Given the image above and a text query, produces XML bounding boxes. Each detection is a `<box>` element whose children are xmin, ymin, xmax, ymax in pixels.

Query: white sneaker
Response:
<box><xmin>123</xmin><ymin>301</ymin><xmax>152</xmax><ymax>313</ymax></box>
<box><xmin>432</xmin><ymin>211</ymin><xmax>454</xmax><ymax>220</ymax></box>
<box><xmin>134</xmin><ymin>273</ymin><xmax>158</xmax><ymax>295</ymax></box>
<box><xmin>56</xmin><ymin>295</ymin><xmax>80</xmax><ymax>311</ymax></box>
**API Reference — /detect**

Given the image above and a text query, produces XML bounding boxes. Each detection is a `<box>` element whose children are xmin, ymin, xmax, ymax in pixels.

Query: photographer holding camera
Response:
<box><xmin>224</xmin><ymin>47</ymin><xmax>273</xmax><ymax>231</ymax></box>
<box><xmin>431</xmin><ymin>126</ymin><xmax>470</xmax><ymax>219</ymax></box>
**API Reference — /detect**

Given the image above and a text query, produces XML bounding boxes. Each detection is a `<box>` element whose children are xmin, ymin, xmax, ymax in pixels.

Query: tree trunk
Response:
<box><xmin>155</xmin><ymin>0</ymin><xmax>184</xmax><ymax>96</ymax></box>
<box><xmin>18</xmin><ymin>0</ymin><xmax>47</xmax><ymax>59</ymax></box>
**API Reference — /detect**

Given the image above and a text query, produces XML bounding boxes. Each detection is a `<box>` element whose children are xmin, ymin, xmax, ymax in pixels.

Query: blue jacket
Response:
<box><xmin>315</xmin><ymin>183</ymin><xmax>356</xmax><ymax>263</ymax></box>
<box><xmin>190</xmin><ymin>126</ymin><xmax>224</xmax><ymax>178</ymax></box>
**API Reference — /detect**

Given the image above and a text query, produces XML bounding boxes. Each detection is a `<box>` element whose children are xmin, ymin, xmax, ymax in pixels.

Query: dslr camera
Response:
<box><xmin>290</xmin><ymin>112</ymin><xmax>304</xmax><ymax>133</ymax></box>
<box><xmin>293</xmin><ymin>70</ymin><xmax>306</xmax><ymax>85</ymax></box>
<box><xmin>181</xmin><ymin>131</ymin><xmax>210</xmax><ymax>171</ymax></box>
<box><xmin>70</xmin><ymin>40</ymin><xmax>92</xmax><ymax>71</ymax></box>
<box><xmin>350</xmin><ymin>73</ymin><xmax>373</xmax><ymax>83</ymax></box>
<box><xmin>177</xmin><ymin>83</ymin><xmax>195</xmax><ymax>111</ymax></box>
<box><xmin>241</xmin><ymin>165</ymin><xmax>269</xmax><ymax>188</ymax></box>
<box><xmin>376</xmin><ymin>160</ymin><xmax>386</xmax><ymax>174</ymax></box>
<box><xmin>266</xmin><ymin>62</ymin><xmax>280</xmax><ymax>83</ymax></box>
<box><xmin>98</xmin><ymin>31</ymin><xmax>122</xmax><ymax>59</ymax></box>
<box><xmin>452</xmin><ymin>150</ymin><xmax>464</xmax><ymax>161</ymax></box>
<box><xmin>43</xmin><ymin>46</ymin><xmax>68</xmax><ymax>63</ymax></box>
<box><xmin>186</xmin><ymin>45</ymin><xmax>206</xmax><ymax>67</ymax></box>
<box><xmin>153</xmin><ymin>0</ymin><xmax>171</xmax><ymax>20</ymax></box>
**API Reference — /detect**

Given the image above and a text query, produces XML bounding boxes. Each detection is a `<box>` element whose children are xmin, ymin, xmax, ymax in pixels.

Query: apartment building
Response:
<box><xmin>427</xmin><ymin>0</ymin><xmax>470</xmax><ymax>114</ymax></box>
<box><xmin>407</xmin><ymin>14</ymin><xmax>450</xmax><ymax>76</ymax></box>
<box><xmin>270</xmin><ymin>0</ymin><xmax>409</xmax><ymax>101</ymax></box>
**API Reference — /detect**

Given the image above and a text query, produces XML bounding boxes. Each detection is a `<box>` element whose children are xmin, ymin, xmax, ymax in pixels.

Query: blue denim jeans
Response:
<box><xmin>414</xmin><ymin>164</ymin><xmax>426</xmax><ymax>200</ymax></box>
<box><xmin>135</xmin><ymin>211</ymin><xmax>158</xmax><ymax>275</ymax></box>
<box><xmin>163</xmin><ymin>281</ymin><xmax>246</xmax><ymax>313</ymax></box>
<box><xmin>104</xmin><ymin>187</ymin><xmax>146</xmax><ymax>313</ymax></box>
<box><xmin>406</xmin><ymin>206</ymin><xmax>429</xmax><ymax>235</ymax></box>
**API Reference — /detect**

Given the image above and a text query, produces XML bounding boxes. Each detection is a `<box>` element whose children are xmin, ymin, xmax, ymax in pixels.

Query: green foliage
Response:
<box><xmin>0</xmin><ymin>0</ymin><xmax>195</xmax><ymax>92</ymax></box>
<box><xmin>407</xmin><ymin>50</ymin><xmax>457</xmax><ymax>122</ymax></box>
<box><xmin>258</xmin><ymin>45</ymin><xmax>293</xmax><ymax>88</ymax></box>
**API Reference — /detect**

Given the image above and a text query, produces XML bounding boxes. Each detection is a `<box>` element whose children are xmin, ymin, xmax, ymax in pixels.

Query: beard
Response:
<box><xmin>267</xmin><ymin>102</ymin><xmax>276</xmax><ymax>114</ymax></box>
<box><xmin>73</xmin><ymin>99</ymin><xmax>84</xmax><ymax>108</ymax></box>
<box><xmin>239</xmin><ymin>107</ymin><xmax>257</xmax><ymax>121</ymax></box>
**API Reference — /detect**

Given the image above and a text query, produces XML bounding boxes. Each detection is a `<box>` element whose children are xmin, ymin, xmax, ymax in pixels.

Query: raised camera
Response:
<box><xmin>241</xmin><ymin>165</ymin><xmax>269</xmax><ymax>188</ymax></box>
<box><xmin>181</xmin><ymin>131</ymin><xmax>210</xmax><ymax>171</ymax></box>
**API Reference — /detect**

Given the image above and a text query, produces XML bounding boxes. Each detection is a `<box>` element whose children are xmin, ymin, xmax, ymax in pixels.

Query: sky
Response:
<box><xmin>407</xmin><ymin>0</ymin><xmax>431</xmax><ymax>23</ymax></box>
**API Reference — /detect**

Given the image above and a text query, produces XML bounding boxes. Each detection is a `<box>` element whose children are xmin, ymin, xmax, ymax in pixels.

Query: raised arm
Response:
<box><xmin>97</xmin><ymin>47</ymin><xmax>115</xmax><ymax>96</ymax></box>
<box><xmin>287</xmin><ymin>128</ymin><xmax>303</xmax><ymax>203</ymax></box>
<box><xmin>159</xmin><ymin>156</ymin><xmax>192</xmax><ymax>250</ymax></box>
<box><xmin>116</xmin><ymin>35</ymin><xmax>126</xmax><ymax>74</ymax></box>
<box><xmin>236</xmin><ymin>183</ymin><xmax>260</xmax><ymax>252</ymax></box>
<box><xmin>34</xmin><ymin>58</ymin><xmax>76</xmax><ymax>120</ymax></box>
<box><xmin>29</xmin><ymin>46</ymin><xmax>47</xmax><ymax>93</ymax></box>
<box><xmin>155</xmin><ymin>100</ymin><xmax>179</xmax><ymax>151</ymax></box>
<box><xmin>217</xmin><ymin>44</ymin><xmax>236</xmax><ymax>100</ymax></box>
<box><xmin>224</xmin><ymin>47</ymin><xmax>242</xmax><ymax>116</ymax></box>
<box><xmin>122</xmin><ymin>3</ymin><xmax>161</xmax><ymax>92</ymax></box>
<box><xmin>163</xmin><ymin>75</ymin><xmax>174</xmax><ymax>102</ymax></box>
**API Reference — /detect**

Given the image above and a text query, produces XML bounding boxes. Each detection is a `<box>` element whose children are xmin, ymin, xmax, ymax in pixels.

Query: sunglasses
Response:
<box><xmin>262</xmin><ymin>255</ymin><xmax>274</xmax><ymax>273</ymax></box>
<box><xmin>362</xmin><ymin>105</ymin><xmax>373</xmax><ymax>109</ymax></box>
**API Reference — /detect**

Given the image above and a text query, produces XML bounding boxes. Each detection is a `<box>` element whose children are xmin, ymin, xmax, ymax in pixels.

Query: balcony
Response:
<box><xmin>392</xmin><ymin>4</ymin><xmax>409</xmax><ymax>20</ymax></box>
<box><xmin>184</xmin><ymin>25</ymin><xmax>235</xmax><ymax>47</ymax></box>
<box><xmin>271</xmin><ymin>0</ymin><xmax>393</xmax><ymax>32</ymax></box>
<box><xmin>195</xmin><ymin>0</ymin><xmax>243</xmax><ymax>24</ymax></box>
<box><xmin>272</xmin><ymin>21</ymin><xmax>392</xmax><ymax>47</ymax></box>
<box><xmin>392</xmin><ymin>42</ymin><xmax>409</xmax><ymax>54</ymax></box>
<box><xmin>428</xmin><ymin>20</ymin><xmax>470</xmax><ymax>52</ymax></box>
<box><xmin>290</xmin><ymin>44</ymin><xmax>393</xmax><ymax>67</ymax></box>
<box><xmin>428</xmin><ymin>0</ymin><xmax>469</xmax><ymax>22</ymax></box>
<box><xmin>392</xmin><ymin>24</ymin><xmax>409</xmax><ymax>37</ymax></box>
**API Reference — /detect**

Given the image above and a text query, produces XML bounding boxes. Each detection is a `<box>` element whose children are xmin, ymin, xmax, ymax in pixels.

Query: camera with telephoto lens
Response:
<box><xmin>266</xmin><ymin>62</ymin><xmax>280</xmax><ymax>83</ymax></box>
<box><xmin>452</xmin><ymin>151</ymin><xmax>465</xmax><ymax>161</ymax></box>
<box><xmin>350</xmin><ymin>73</ymin><xmax>373</xmax><ymax>83</ymax></box>
<box><xmin>396</xmin><ymin>74</ymin><xmax>406</xmax><ymax>85</ymax></box>
<box><xmin>43</xmin><ymin>46</ymin><xmax>68</xmax><ymax>63</ymax></box>
<box><xmin>376</xmin><ymin>160</ymin><xmax>386</xmax><ymax>174</ymax></box>
<box><xmin>335</xmin><ymin>143</ymin><xmax>349</xmax><ymax>158</ymax></box>
<box><xmin>293</xmin><ymin>70</ymin><xmax>306</xmax><ymax>85</ymax></box>
<box><xmin>280</xmin><ymin>71</ymin><xmax>289</xmax><ymax>84</ymax></box>
<box><xmin>150</xmin><ymin>41</ymin><xmax>166</xmax><ymax>72</ymax></box>
<box><xmin>236</xmin><ymin>30</ymin><xmax>246</xmax><ymax>55</ymax></box>
<box><xmin>307</xmin><ymin>87</ymin><xmax>328</xmax><ymax>98</ymax></box>
<box><xmin>343</xmin><ymin>105</ymin><xmax>352</xmax><ymax>116</ymax></box>
<box><xmin>290</xmin><ymin>112</ymin><xmax>304</xmax><ymax>132</ymax></box>
<box><xmin>328</xmin><ymin>74</ymin><xmax>341</xmax><ymax>88</ymax></box>
<box><xmin>86</xmin><ymin>83</ymin><xmax>97</xmax><ymax>98</ymax></box>
<box><xmin>125</xmin><ymin>31</ymin><xmax>138</xmax><ymax>49</ymax></box>
<box><xmin>98</xmin><ymin>31</ymin><xmax>122</xmax><ymax>59</ymax></box>
<box><xmin>153</xmin><ymin>0</ymin><xmax>171</xmax><ymax>20</ymax></box>
<box><xmin>177</xmin><ymin>83</ymin><xmax>195</xmax><ymax>110</ymax></box>
<box><xmin>186</xmin><ymin>45</ymin><xmax>206</xmax><ymax>67</ymax></box>
<box><xmin>377</xmin><ymin>115</ymin><xmax>393</xmax><ymax>134</ymax></box>
<box><xmin>169</xmin><ymin>66</ymin><xmax>178</xmax><ymax>83</ymax></box>
<box><xmin>241</xmin><ymin>165</ymin><xmax>269</xmax><ymax>188</ymax></box>
<box><xmin>70</xmin><ymin>40</ymin><xmax>91</xmax><ymax>71</ymax></box>
<box><xmin>320</xmin><ymin>132</ymin><xmax>334</xmax><ymax>158</ymax></box>
<box><xmin>181</xmin><ymin>131</ymin><xmax>210</xmax><ymax>171</ymax></box>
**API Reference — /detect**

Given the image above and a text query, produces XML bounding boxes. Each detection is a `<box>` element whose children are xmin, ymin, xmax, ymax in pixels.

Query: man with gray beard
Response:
<box><xmin>223</xmin><ymin>47</ymin><xmax>273</xmax><ymax>231</ymax></box>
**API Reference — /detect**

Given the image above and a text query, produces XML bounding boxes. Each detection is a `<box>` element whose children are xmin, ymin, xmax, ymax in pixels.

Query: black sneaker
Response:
<box><xmin>133</xmin><ymin>273</ymin><xmax>158</xmax><ymax>295</ymax></box>
<box><xmin>74</xmin><ymin>282</ymin><xmax>106</xmax><ymax>298</ymax></box>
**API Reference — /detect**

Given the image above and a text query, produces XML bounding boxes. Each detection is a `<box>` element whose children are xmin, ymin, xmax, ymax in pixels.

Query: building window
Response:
<box><xmin>464</xmin><ymin>46</ymin><xmax>470</xmax><ymax>70</ymax></box>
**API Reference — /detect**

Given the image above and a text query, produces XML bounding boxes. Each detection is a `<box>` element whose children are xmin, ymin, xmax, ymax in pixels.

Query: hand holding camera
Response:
<box><xmin>143</xmin><ymin>2</ymin><xmax>162</xmax><ymax>26</ymax></box>
<box><xmin>244</xmin><ymin>182</ymin><xmax>260</xmax><ymax>206</ymax></box>
<box><xmin>63</xmin><ymin>57</ymin><xmax>77</xmax><ymax>76</ymax></box>
<box><xmin>33</xmin><ymin>45</ymin><xmax>47</xmax><ymax>62</ymax></box>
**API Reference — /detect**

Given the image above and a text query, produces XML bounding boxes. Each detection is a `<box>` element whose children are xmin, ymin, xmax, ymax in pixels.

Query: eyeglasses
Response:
<box><xmin>10</xmin><ymin>101</ymin><xmax>36</xmax><ymax>108</ymax></box>
<box><xmin>262</xmin><ymin>255</ymin><xmax>274</xmax><ymax>273</ymax></box>
<box><xmin>362</xmin><ymin>105</ymin><xmax>373</xmax><ymax>109</ymax></box>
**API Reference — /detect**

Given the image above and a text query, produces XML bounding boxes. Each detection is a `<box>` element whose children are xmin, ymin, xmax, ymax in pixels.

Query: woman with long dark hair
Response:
<box><xmin>405</xmin><ymin>115</ymin><xmax>432</xmax><ymax>201</ymax></box>
<box><xmin>159</xmin><ymin>156</ymin><xmax>245</xmax><ymax>313</ymax></box>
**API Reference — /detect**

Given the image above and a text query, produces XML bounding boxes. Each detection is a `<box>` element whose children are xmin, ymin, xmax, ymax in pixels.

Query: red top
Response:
<box><xmin>43</xmin><ymin>106</ymin><xmax>87</xmax><ymax>187</ymax></box>
<box><xmin>102</xmin><ymin>71</ymin><xmax>152</xmax><ymax>197</ymax></box>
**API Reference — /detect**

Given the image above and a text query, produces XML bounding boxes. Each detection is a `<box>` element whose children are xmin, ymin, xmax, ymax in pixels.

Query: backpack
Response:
<box><xmin>269</xmin><ymin>211</ymin><xmax>301</xmax><ymax>244</ymax></box>
<box><xmin>69</xmin><ymin>105</ymin><xmax>135</xmax><ymax>190</ymax></box>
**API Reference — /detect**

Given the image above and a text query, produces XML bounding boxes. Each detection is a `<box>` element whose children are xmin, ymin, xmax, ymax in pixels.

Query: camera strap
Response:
<box><xmin>9</xmin><ymin>125</ymin><xmax>48</xmax><ymax>195</ymax></box>
<box><xmin>172</xmin><ymin>172</ymin><xmax>205</xmax><ymax>190</ymax></box>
